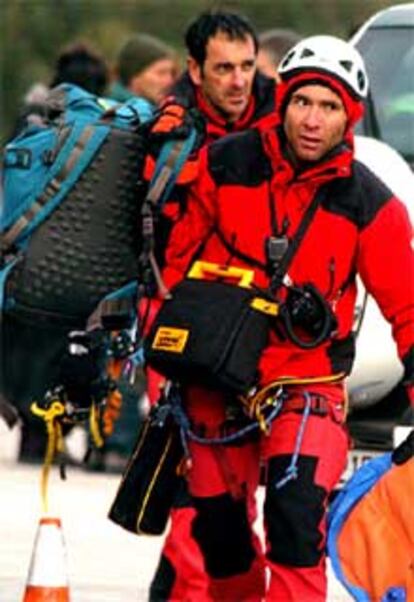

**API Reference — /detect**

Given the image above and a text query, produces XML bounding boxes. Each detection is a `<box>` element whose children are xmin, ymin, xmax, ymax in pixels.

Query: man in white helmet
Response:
<box><xmin>147</xmin><ymin>35</ymin><xmax>414</xmax><ymax>601</ymax></box>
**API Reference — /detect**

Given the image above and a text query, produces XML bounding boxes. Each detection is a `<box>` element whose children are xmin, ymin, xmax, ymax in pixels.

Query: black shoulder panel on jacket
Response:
<box><xmin>321</xmin><ymin>160</ymin><xmax>393</xmax><ymax>229</ymax></box>
<box><xmin>208</xmin><ymin>129</ymin><xmax>271</xmax><ymax>187</ymax></box>
<box><xmin>252</xmin><ymin>72</ymin><xmax>276</xmax><ymax>121</ymax></box>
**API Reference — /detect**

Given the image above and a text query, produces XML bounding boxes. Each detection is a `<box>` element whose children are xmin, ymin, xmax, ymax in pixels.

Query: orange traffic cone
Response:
<box><xmin>22</xmin><ymin>517</ymin><xmax>70</xmax><ymax>601</ymax></box>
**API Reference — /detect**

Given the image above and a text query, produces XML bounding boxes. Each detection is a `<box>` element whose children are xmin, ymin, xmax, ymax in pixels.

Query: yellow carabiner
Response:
<box><xmin>30</xmin><ymin>400</ymin><xmax>66</xmax><ymax>514</ymax></box>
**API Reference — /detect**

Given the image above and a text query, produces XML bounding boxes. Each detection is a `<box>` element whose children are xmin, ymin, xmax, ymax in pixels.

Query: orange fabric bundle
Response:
<box><xmin>337</xmin><ymin>458</ymin><xmax>414</xmax><ymax>600</ymax></box>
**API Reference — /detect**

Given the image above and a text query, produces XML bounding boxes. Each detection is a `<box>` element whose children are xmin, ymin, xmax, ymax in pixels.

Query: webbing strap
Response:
<box><xmin>1</xmin><ymin>125</ymin><xmax>96</xmax><ymax>251</ymax></box>
<box><xmin>0</xmin><ymin>257</ymin><xmax>17</xmax><ymax>310</ymax></box>
<box><xmin>146</xmin><ymin>141</ymin><xmax>185</xmax><ymax>205</ymax></box>
<box><xmin>211</xmin><ymin>184</ymin><xmax>329</xmax><ymax>287</ymax></box>
<box><xmin>270</xmin><ymin>185</ymin><xmax>328</xmax><ymax>291</ymax></box>
<box><xmin>138</xmin><ymin>129</ymin><xmax>197</xmax><ymax>300</ymax></box>
<box><xmin>86</xmin><ymin>280</ymin><xmax>138</xmax><ymax>331</ymax></box>
<box><xmin>147</xmin><ymin>128</ymin><xmax>197</xmax><ymax>209</ymax></box>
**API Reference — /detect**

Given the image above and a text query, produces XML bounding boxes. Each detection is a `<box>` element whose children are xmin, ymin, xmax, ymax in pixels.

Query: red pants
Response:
<box><xmin>150</xmin><ymin>384</ymin><xmax>348</xmax><ymax>601</ymax></box>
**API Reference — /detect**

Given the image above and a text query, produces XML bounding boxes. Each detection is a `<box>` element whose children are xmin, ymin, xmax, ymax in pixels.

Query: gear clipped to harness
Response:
<box><xmin>279</xmin><ymin>282</ymin><xmax>338</xmax><ymax>349</ymax></box>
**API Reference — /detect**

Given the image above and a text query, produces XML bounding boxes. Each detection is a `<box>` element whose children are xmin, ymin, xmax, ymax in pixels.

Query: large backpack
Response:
<box><xmin>0</xmin><ymin>83</ymin><xmax>195</xmax><ymax>416</ymax></box>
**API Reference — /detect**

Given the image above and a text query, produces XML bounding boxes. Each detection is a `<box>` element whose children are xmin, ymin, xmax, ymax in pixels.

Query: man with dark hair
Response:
<box><xmin>145</xmin><ymin>10</ymin><xmax>277</xmax><ymax>272</ymax></box>
<box><xmin>149</xmin><ymin>35</ymin><xmax>414</xmax><ymax>600</ymax></box>
<box><xmin>143</xmin><ymin>10</ymin><xmax>278</xmax><ymax>601</ymax></box>
<box><xmin>162</xmin><ymin>10</ymin><xmax>275</xmax><ymax>138</ymax></box>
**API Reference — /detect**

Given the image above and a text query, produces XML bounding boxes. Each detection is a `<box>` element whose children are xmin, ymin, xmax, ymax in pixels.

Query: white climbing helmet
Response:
<box><xmin>278</xmin><ymin>35</ymin><xmax>369</xmax><ymax>100</ymax></box>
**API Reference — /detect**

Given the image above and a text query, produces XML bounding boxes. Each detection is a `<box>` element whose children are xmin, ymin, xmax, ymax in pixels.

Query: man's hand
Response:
<box><xmin>144</xmin><ymin>103</ymin><xmax>204</xmax><ymax>187</ymax></box>
<box><xmin>149</xmin><ymin>101</ymin><xmax>205</xmax><ymax>149</ymax></box>
<box><xmin>151</xmin><ymin>103</ymin><xmax>190</xmax><ymax>140</ymax></box>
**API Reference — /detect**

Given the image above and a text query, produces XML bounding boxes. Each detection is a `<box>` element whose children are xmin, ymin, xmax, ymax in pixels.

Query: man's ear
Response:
<box><xmin>187</xmin><ymin>56</ymin><xmax>202</xmax><ymax>86</ymax></box>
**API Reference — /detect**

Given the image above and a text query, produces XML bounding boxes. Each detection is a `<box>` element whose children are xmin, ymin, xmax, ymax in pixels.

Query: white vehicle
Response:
<box><xmin>343</xmin><ymin>4</ymin><xmax>414</xmax><ymax>478</ymax></box>
<box><xmin>352</xmin><ymin>3</ymin><xmax>414</xmax><ymax>169</ymax></box>
<box><xmin>348</xmin><ymin>136</ymin><xmax>414</xmax><ymax>408</ymax></box>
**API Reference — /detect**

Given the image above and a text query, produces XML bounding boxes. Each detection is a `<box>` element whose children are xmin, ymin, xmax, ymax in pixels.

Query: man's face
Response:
<box><xmin>130</xmin><ymin>57</ymin><xmax>177</xmax><ymax>104</ymax></box>
<box><xmin>188</xmin><ymin>32</ymin><xmax>256</xmax><ymax>123</ymax></box>
<box><xmin>284</xmin><ymin>84</ymin><xmax>348</xmax><ymax>163</ymax></box>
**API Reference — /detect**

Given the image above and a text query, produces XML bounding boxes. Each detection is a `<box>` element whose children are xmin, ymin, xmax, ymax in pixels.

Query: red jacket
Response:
<box><xmin>163</xmin><ymin>125</ymin><xmax>414</xmax><ymax>386</ymax></box>
<box><xmin>144</xmin><ymin>71</ymin><xmax>278</xmax><ymax>189</ymax></box>
<box><xmin>142</xmin><ymin>73</ymin><xmax>278</xmax><ymax>402</ymax></box>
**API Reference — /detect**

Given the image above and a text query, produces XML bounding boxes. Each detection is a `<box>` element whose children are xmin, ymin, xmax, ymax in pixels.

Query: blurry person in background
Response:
<box><xmin>12</xmin><ymin>41</ymin><xmax>109</xmax><ymax>136</ymax></box>
<box><xmin>101</xmin><ymin>33</ymin><xmax>178</xmax><ymax>471</ymax></box>
<box><xmin>109</xmin><ymin>33</ymin><xmax>178</xmax><ymax>106</ymax></box>
<box><xmin>49</xmin><ymin>41</ymin><xmax>108</xmax><ymax>95</ymax></box>
<box><xmin>6</xmin><ymin>41</ymin><xmax>109</xmax><ymax>462</ymax></box>
<box><xmin>257</xmin><ymin>28</ymin><xmax>302</xmax><ymax>81</ymax></box>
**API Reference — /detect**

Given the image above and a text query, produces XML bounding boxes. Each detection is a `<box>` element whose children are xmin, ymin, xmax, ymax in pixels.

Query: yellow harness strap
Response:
<box><xmin>30</xmin><ymin>400</ymin><xmax>66</xmax><ymax>514</ymax></box>
<box><xmin>240</xmin><ymin>373</ymin><xmax>346</xmax><ymax>430</ymax></box>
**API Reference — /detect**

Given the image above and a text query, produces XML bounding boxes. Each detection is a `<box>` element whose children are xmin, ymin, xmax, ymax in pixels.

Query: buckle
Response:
<box><xmin>310</xmin><ymin>395</ymin><xmax>329</xmax><ymax>416</ymax></box>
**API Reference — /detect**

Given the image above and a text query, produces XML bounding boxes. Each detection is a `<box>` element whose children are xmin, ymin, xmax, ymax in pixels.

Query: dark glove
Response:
<box><xmin>144</xmin><ymin>105</ymin><xmax>204</xmax><ymax>190</ymax></box>
<box><xmin>149</xmin><ymin>103</ymin><xmax>205</xmax><ymax>156</ymax></box>
<box><xmin>57</xmin><ymin>330</ymin><xmax>109</xmax><ymax>409</ymax></box>
<box><xmin>150</xmin><ymin>102</ymin><xmax>204</xmax><ymax>141</ymax></box>
<box><xmin>150</xmin><ymin>103</ymin><xmax>190</xmax><ymax>140</ymax></box>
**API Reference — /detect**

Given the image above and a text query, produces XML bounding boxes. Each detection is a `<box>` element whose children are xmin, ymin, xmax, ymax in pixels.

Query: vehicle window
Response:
<box><xmin>356</xmin><ymin>27</ymin><xmax>414</xmax><ymax>165</ymax></box>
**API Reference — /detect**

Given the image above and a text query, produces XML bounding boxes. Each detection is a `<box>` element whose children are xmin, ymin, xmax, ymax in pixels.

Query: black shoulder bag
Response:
<box><xmin>144</xmin><ymin>185</ymin><xmax>326</xmax><ymax>395</ymax></box>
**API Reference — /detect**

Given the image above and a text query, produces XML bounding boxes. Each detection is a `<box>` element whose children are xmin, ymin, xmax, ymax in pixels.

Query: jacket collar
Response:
<box><xmin>170</xmin><ymin>71</ymin><xmax>277</xmax><ymax>138</ymax></box>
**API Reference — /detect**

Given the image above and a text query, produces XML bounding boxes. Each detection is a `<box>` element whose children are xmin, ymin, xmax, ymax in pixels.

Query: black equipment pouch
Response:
<box><xmin>108</xmin><ymin>400</ymin><xmax>184</xmax><ymax>535</ymax></box>
<box><xmin>144</xmin><ymin>261</ymin><xmax>278</xmax><ymax>394</ymax></box>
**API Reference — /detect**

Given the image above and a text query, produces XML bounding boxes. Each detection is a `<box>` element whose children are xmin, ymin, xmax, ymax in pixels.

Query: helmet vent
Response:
<box><xmin>339</xmin><ymin>60</ymin><xmax>353</xmax><ymax>73</ymax></box>
<box><xmin>280</xmin><ymin>50</ymin><xmax>295</xmax><ymax>68</ymax></box>
<box><xmin>300</xmin><ymin>48</ymin><xmax>315</xmax><ymax>58</ymax></box>
<box><xmin>357</xmin><ymin>70</ymin><xmax>366</xmax><ymax>91</ymax></box>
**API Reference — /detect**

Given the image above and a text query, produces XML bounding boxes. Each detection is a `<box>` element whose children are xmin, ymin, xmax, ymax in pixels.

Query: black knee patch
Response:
<box><xmin>265</xmin><ymin>455</ymin><xmax>326</xmax><ymax>567</ymax></box>
<box><xmin>191</xmin><ymin>492</ymin><xmax>256</xmax><ymax>578</ymax></box>
<box><xmin>149</xmin><ymin>554</ymin><xmax>176</xmax><ymax>601</ymax></box>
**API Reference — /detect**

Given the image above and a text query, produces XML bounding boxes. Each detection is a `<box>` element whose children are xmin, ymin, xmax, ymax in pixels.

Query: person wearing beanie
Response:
<box><xmin>151</xmin><ymin>35</ymin><xmax>414</xmax><ymax>600</ymax></box>
<box><xmin>109</xmin><ymin>33</ymin><xmax>178</xmax><ymax>105</ymax></box>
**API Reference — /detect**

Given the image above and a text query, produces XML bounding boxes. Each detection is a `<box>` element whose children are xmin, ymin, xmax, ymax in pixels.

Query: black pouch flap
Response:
<box><xmin>144</xmin><ymin>279</ymin><xmax>274</xmax><ymax>394</ymax></box>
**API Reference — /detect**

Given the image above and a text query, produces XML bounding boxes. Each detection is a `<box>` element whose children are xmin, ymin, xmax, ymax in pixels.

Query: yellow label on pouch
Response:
<box><xmin>250</xmin><ymin>297</ymin><xmax>279</xmax><ymax>316</ymax></box>
<box><xmin>152</xmin><ymin>327</ymin><xmax>189</xmax><ymax>353</ymax></box>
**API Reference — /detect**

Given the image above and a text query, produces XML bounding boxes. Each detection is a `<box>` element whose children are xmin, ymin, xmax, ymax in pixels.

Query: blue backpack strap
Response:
<box><xmin>115</xmin><ymin>96</ymin><xmax>154</xmax><ymax>125</ymax></box>
<box><xmin>136</xmin><ymin>127</ymin><xmax>198</xmax><ymax>299</ymax></box>
<box><xmin>0</xmin><ymin>258</ymin><xmax>18</xmax><ymax>310</ymax></box>
<box><xmin>86</xmin><ymin>281</ymin><xmax>139</xmax><ymax>332</ymax></box>
<box><xmin>147</xmin><ymin>127</ymin><xmax>197</xmax><ymax>209</ymax></box>
<box><xmin>327</xmin><ymin>453</ymin><xmax>393</xmax><ymax>601</ymax></box>
<box><xmin>1</xmin><ymin>122</ymin><xmax>109</xmax><ymax>251</ymax></box>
